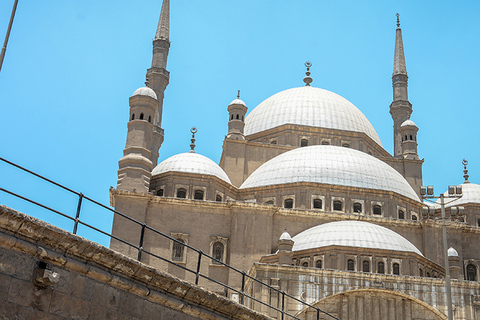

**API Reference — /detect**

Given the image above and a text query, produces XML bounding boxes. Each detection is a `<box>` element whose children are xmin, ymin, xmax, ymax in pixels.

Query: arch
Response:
<box><xmin>140</xmin><ymin>113</ymin><xmax>144</xmax><ymax>120</ymax></box>
<box><xmin>362</xmin><ymin>260</ymin><xmax>370</xmax><ymax>272</ymax></box>
<box><xmin>230</xmin><ymin>114</ymin><xmax>233</xmax><ymax>120</ymax></box>
<box><xmin>194</xmin><ymin>189</ymin><xmax>204</xmax><ymax>200</ymax></box>
<box><xmin>215</xmin><ymin>194</ymin><xmax>222</xmax><ymax>202</ymax></box>
<box><xmin>347</xmin><ymin>259</ymin><xmax>354</xmax><ymax>271</ymax></box>
<box><xmin>131</xmin><ymin>113</ymin><xmax>135</xmax><ymax>120</ymax></box>
<box><xmin>333</xmin><ymin>200</ymin><xmax>342</xmax><ymax>211</ymax></box>
<box><xmin>467</xmin><ymin>263</ymin><xmax>477</xmax><ymax>281</ymax></box>
<box><xmin>212</xmin><ymin>241</ymin><xmax>224</xmax><ymax>264</ymax></box>
<box><xmin>265</xmin><ymin>200</ymin><xmax>274</xmax><ymax>205</ymax></box>
<box><xmin>176</xmin><ymin>188</ymin><xmax>187</xmax><ymax>199</ymax></box>
<box><xmin>156</xmin><ymin>188</ymin><xmax>164</xmax><ymax>197</ymax></box>
<box><xmin>353</xmin><ymin>202</ymin><xmax>362</xmax><ymax>213</ymax></box>
<box><xmin>148</xmin><ymin>115</ymin><xmax>151</xmax><ymax>123</ymax></box>
<box><xmin>300</xmin><ymin>139</ymin><xmax>308</xmax><ymax>147</ymax></box>
<box><xmin>321</xmin><ymin>140</ymin><xmax>330</xmax><ymax>145</ymax></box>
<box><xmin>284</xmin><ymin>198</ymin><xmax>293</xmax><ymax>209</ymax></box>
<box><xmin>410</xmin><ymin>134</ymin><xmax>413</xmax><ymax>140</ymax></box>
<box><xmin>393</xmin><ymin>262</ymin><xmax>400</xmax><ymax>275</ymax></box>
<box><xmin>315</xmin><ymin>259</ymin><xmax>322</xmax><ymax>269</ymax></box>
<box><xmin>398</xmin><ymin>209</ymin><xmax>405</xmax><ymax>219</ymax></box>
<box><xmin>302</xmin><ymin>261</ymin><xmax>309</xmax><ymax>267</ymax></box>
<box><xmin>236</xmin><ymin>114</ymin><xmax>239</xmax><ymax>119</ymax></box>
<box><xmin>296</xmin><ymin>288</ymin><xmax>448</xmax><ymax>320</ymax></box>
<box><xmin>377</xmin><ymin>261</ymin><xmax>385</xmax><ymax>274</ymax></box>
<box><xmin>373</xmin><ymin>204</ymin><xmax>382</xmax><ymax>215</ymax></box>
<box><xmin>313</xmin><ymin>198</ymin><xmax>322</xmax><ymax>209</ymax></box>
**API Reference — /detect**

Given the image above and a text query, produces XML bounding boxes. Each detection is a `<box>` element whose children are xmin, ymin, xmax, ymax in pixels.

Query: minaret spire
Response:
<box><xmin>146</xmin><ymin>0</ymin><xmax>171</xmax><ymax>166</ymax></box>
<box><xmin>390</xmin><ymin>13</ymin><xmax>413</xmax><ymax>157</ymax></box>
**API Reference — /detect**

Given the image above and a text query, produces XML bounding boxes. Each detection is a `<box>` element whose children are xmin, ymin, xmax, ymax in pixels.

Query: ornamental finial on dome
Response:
<box><xmin>237</xmin><ymin>90</ymin><xmax>240</xmax><ymax>99</ymax></box>
<box><xmin>396</xmin><ymin>13</ymin><xmax>400</xmax><ymax>28</ymax></box>
<box><xmin>303</xmin><ymin>61</ymin><xmax>313</xmax><ymax>86</ymax></box>
<box><xmin>463</xmin><ymin>159</ymin><xmax>470</xmax><ymax>183</ymax></box>
<box><xmin>189</xmin><ymin>127</ymin><xmax>197</xmax><ymax>153</ymax></box>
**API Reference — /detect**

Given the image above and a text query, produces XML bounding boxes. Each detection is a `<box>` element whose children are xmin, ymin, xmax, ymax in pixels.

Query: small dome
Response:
<box><xmin>401</xmin><ymin>119</ymin><xmax>418</xmax><ymax>128</ymax></box>
<box><xmin>292</xmin><ymin>221</ymin><xmax>423</xmax><ymax>256</ymax></box>
<box><xmin>152</xmin><ymin>153</ymin><xmax>231</xmax><ymax>184</ymax></box>
<box><xmin>229</xmin><ymin>98</ymin><xmax>246</xmax><ymax>106</ymax></box>
<box><xmin>240</xmin><ymin>146</ymin><xmax>420</xmax><ymax>201</ymax></box>
<box><xmin>279</xmin><ymin>230</ymin><xmax>292</xmax><ymax>241</ymax></box>
<box><xmin>448</xmin><ymin>246</ymin><xmax>459</xmax><ymax>257</ymax></box>
<box><xmin>244</xmin><ymin>86</ymin><xmax>382</xmax><ymax>146</ymax></box>
<box><xmin>441</xmin><ymin>183</ymin><xmax>480</xmax><ymax>207</ymax></box>
<box><xmin>132</xmin><ymin>87</ymin><xmax>157</xmax><ymax>100</ymax></box>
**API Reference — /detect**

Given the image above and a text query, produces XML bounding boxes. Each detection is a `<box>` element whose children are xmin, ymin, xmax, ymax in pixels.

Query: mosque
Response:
<box><xmin>109</xmin><ymin>1</ymin><xmax>480</xmax><ymax>319</ymax></box>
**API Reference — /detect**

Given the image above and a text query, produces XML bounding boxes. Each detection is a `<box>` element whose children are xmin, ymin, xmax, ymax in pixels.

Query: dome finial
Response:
<box><xmin>463</xmin><ymin>159</ymin><xmax>470</xmax><ymax>183</ymax></box>
<box><xmin>303</xmin><ymin>61</ymin><xmax>313</xmax><ymax>86</ymax></box>
<box><xmin>396</xmin><ymin>13</ymin><xmax>400</xmax><ymax>28</ymax></box>
<box><xmin>189</xmin><ymin>127</ymin><xmax>197</xmax><ymax>153</ymax></box>
<box><xmin>237</xmin><ymin>90</ymin><xmax>240</xmax><ymax>99</ymax></box>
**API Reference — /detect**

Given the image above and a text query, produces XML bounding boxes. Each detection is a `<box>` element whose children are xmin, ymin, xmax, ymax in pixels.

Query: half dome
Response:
<box><xmin>292</xmin><ymin>221</ymin><xmax>423</xmax><ymax>256</ymax></box>
<box><xmin>244</xmin><ymin>86</ymin><xmax>382</xmax><ymax>146</ymax></box>
<box><xmin>240</xmin><ymin>145</ymin><xmax>420</xmax><ymax>201</ymax></box>
<box><xmin>152</xmin><ymin>153</ymin><xmax>231</xmax><ymax>184</ymax></box>
<box><xmin>440</xmin><ymin>183</ymin><xmax>480</xmax><ymax>207</ymax></box>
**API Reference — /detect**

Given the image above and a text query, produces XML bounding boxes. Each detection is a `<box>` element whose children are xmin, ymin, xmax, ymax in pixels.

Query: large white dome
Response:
<box><xmin>152</xmin><ymin>153</ymin><xmax>231</xmax><ymax>184</ymax></box>
<box><xmin>292</xmin><ymin>221</ymin><xmax>423</xmax><ymax>256</ymax></box>
<box><xmin>440</xmin><ymin>183</ymin><xmax>480</xmax><ymax>207</ymax></box>
<box><xmin>244</xmin><ymin>86</ymin><xmax>382</xmax><ymax>146</ymax></box>
<box><xmin>240</xmin><ymin>145</ymin><xmax>420</xmax><ymax>201</ymax></box>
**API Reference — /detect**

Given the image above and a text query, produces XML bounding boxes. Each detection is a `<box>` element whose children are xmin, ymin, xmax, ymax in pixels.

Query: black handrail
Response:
<box><xmin>0</xmin><ymin>157</ymin><xmax>340</xmax><ymax>320</ymax></box>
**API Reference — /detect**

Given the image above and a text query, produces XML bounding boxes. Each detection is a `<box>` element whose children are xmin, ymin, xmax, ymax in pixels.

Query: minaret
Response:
<box><xmin>390</xmin><ymin>14</ymin><xmax>413</xmax><ymax>157</ymax></box>
<box><xmin>146</xmin><ymin>0</ymin><xmax>170</xmax><ymax>166</ymax></box>
<box><xmin>227</xmin><ymin>90</ymin><xmax>248</xmax><ymax>140</ymax></box>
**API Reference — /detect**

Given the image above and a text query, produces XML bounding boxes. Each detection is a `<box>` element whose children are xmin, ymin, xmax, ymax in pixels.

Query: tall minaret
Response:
<box><xmin>146</xmin><ymin>0</ymin><xmax>170</xmax><ymax>166</ymax></box>
<box><xmin>390</xmin><ymin>14</ymin><xmax>412</xmax><ymax>157</ymax></box>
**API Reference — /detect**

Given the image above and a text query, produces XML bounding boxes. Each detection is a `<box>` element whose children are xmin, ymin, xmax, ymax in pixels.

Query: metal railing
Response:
<box><xmin>0</xmin><ymin>157</ymin><xmax>340</xmax><ymax>320</ymax></box>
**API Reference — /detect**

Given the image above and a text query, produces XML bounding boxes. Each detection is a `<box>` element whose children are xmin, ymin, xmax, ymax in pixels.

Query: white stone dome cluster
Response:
<box><xmin>240</xmin><ymin>145</ymin><xmax>420</xmax><ymax>201</ymax></box>
<box><xmin>244</xmin><ymin>86</ymin><xmax>382</xmax><ymax>146</ymax></box>
<box><xmin>292</xmin><ymin>220</ymin><xmax>423</xmax><ymax>256</ymax></box>
<box><xmin>152</xmin><ymin>152</ymin><xmax>231</xmax><ymax>184</ymax></box>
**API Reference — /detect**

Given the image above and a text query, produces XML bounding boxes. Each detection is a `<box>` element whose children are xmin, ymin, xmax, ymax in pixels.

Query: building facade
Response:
<box><xmin>110</xmin><ymin>1</ymin><xmax>480</xmax><ymax>319</ymax></box>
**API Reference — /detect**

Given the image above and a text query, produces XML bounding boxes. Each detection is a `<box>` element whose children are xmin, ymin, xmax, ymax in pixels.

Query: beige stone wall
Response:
<box><xmin>0</xmin><ymin>205</ymin><xmax>271</xmax><ymax>320</ymax></box>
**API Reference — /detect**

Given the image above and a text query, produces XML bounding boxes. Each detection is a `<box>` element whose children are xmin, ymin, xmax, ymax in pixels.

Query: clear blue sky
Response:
<box><xmin>1</xmin><ymin>1</ymin><xmax>479</xmax><ymax>246</ymax></box>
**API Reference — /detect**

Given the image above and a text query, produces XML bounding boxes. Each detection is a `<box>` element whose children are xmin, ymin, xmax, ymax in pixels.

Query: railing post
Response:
<box><xmin>73</xmin><ymin>193</ymin><xmax>83</xmax><ymax>234</ymax></box>
<box><xmin>241</xmin><ymin>271</ymin><xmax>246</xmax><ymax>305</ymax></box>
<box><xmin>137</xmin><ymin>223</ymin><xmax>146</xmax><ymax>261</ymax></box>
<box><xmin>195</xmin><ymin>250</ymin><xmax>202</xmax><ymax>285</ymax></box>
<box><xmin>281</xmin><ymin>291</ymin><xmax>285</xmax><ymax>320</ymax></box>
<box><xmin>317</xmin><ymin>308</ymin><xmax>320</xmax><ymax>320</ymax></box>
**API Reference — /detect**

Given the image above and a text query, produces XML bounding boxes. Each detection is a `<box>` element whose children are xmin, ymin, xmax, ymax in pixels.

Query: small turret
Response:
<box><xmin>227</xmin><ymin>90</ymin><xmax>248</xmax><ymax>140</ymax></box>
<box><xmin>277</xmin><ymin>229</ymin><xmax>294</xmax><ymax>265</ymax></box>
<box><xmin>448</xmin><ymin>246</ymin><xmax>462</xmax><ymax>280</ymax></box>
<box><xmin>399</xmin><ymin>119</ymin><xmax>419</xmax><ymax>159</ymax></box>
<box><xmin>117</xmin><ymin>87</ymin><xmax>159</xmax><ymax>192</ymax></box>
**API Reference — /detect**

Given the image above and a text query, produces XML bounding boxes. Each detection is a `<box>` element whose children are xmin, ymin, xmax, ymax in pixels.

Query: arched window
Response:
<box><xmin>377</xmin><ymin>262</ymin><xmax>385</xmax><ymax>274</ymax></box>
<box><xmin>302</xmin><ymin>261</ymin><xmax>309</xmax><ymax>267</ymax></box>
<box><xmin>194</xmin><ymin>190</ymin><xmax>204</xmax><ymax>200</ymax></box>
<box><xmin>412</xmin><ymin>215</ymin><xmax>418</xmax><ymax>221</ymax></box>
<box><xmin>156</xmin><ymin>189</ymin><xmax>164</xmax><ymax>197</ymax></box>
<box><xmin>284</xmin><ymin>198</ymin><xmax>293</xmax><ymax>209</ymax></box>
<box><xmin>148</xmin><ymin>115</ymin><xmax>151</xmax><ymax>123</ymax></box>
<box><xmin>409</xmin><ymin>135</ymin><xmax>413</xmax><ymax>140</ymax></box>
<box><xmin>176</xmin><ymin>188</ymin><xmax>187</xmax><ymax>199</ymax></box>
<box><xmin>419</xmin><ymin>268</ymin><xmax>423</xmax><ymax>277</ymax></box>
<box><xmin>313</xmin><ymin>199</ymin><xmax>322</xmax><ymax>209</ymax></box>
<box><xmin>212</xmin><ymin>242</ymin><xmax>224</xmax><ymax>264</ymax></box>
<box><xmin>467</xmin><ymin>264</ymin><xmax>477</xmax><ymax>281</ymax></box>
<box><xmin>271</xmin><ymin>140</ymin><xmax>277</xmax><ymax>145</ymax></box>
<box><xmin>363</xmin><ymin>260</ymin><xmax>370</xmax><ymax>272</ymax></box>
<box><xmin>172</xmin><ymin>239</ymin><xmax>185</xmax><ymax>261</ymax></box>
<box><xmin>216</xmin><ymin>194</ymin><xmax>222</xmax><ymax>202</ymax></box>
<box><xmin>353</xmin><ymin>202</ymin><xmax>362</xmax><ymax>213</ymax></box>
<box><xmin>230</xmin><ymin>114</ymin><xmax>233</xmax><ymax>120</ymax></box>
<box><xmin>266</xmin><ymin>200</ymin><xmax>274</xmax><ymax>205</ymax></box>
<box><xmin>393</xmin><ymin>263</ymin><xmax>400</xmax><ymax>275</ymax></box>
<box><xmin>241</xmin><ymin>115</ymin><xmax>244</xmax><ymax>121</ymax></box>
<box><xmin>426</xmin><ymin>271</ymin><xmax>431</xmax><ymax>278</ymax></box>
<box><xmin>404</xmin><ymin>135</ymin><xmax>408</xmax><ymax>141</ymax></box>
<box><xmin>398</xmin><ymin>210</ymin><xmax>405</xmax><ymax>219</ymax></box>
<box><xmin>316</xmin><ymin>260</ymin><xmax>322</xmax><ymax>268</ymax></box>
<box><xmin>236</xmin><ymin>114</ymin><xmax>239</xmax><ymax>119</ymax></box>
<box><xmin>347</xmin><ymin>259</ymin><xmax>354</xmax><ymax>271</ymax></box>
<box><xmin>300</xmin><ymin>139</ymin><xmax>308</xmax><ymax>147</ymax></box>
<box><xmin>140</xmin><ymin>113</ymin><xmax>144</xmax><ymax>120</ymax></box>
<box><xmin>131</xmin><ymin>113</ymin><xmax>135</xmax><ymax>120</ymax></box>
<box><xmin>342</xmin><ymin>143</ymin><xmax>350</xmax><ymax>148</ymax></box>
<box><xmin>477</xmin><ymin>218</ymin><xmax>480</xmax><ymax>227</ymax></box>
<box><xmin>321</xmin><ymin>140</ymin><xmax>330</xmax><ymax>145</ymax></box>
<box><xmin>373</xmin><ymin>204</ymin><xmax>382</xmax><ymax>215</ymax></box>
<box><xmin>333</xmin><ymin>200</ymin><xmax>342</xmax><ymax>211</ymax></box>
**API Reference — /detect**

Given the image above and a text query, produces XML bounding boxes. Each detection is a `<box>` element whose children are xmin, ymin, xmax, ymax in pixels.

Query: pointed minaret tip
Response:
<box><xmin>393</xmin><ymin>13</ymin><xmax>407</xmax><ymax>76</ymax></box>
<box><xmin>155</xmin><ymin>0</ymin><xmax>170</xmax><ymax>40</ymax></box>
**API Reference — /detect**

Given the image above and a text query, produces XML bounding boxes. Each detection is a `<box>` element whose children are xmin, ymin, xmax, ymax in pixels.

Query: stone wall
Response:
<box><xmin>0</xmin><ymin>205</ymin><xmax>271</xmax><ymax>320</ymax></box>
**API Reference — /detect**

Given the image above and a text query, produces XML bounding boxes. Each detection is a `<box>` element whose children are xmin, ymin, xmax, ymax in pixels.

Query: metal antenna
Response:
<box><xmin>0</xmin><ymin>0</ymin><xmax>19</xmax><ymax>73</ymax></box>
